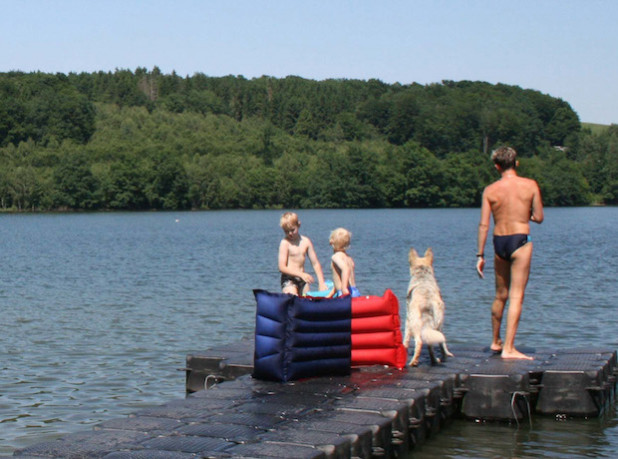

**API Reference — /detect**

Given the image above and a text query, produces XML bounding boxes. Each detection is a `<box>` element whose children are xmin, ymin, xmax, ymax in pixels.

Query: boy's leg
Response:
<box><xmin>502</xmin><ymin>243</ymin><xmax>533</xmax><ymax>360</ymax></box>
<box><xmin>491</xmin><ymin>255</ymin><xmax>510</xmax><ymax>352</ymax></box>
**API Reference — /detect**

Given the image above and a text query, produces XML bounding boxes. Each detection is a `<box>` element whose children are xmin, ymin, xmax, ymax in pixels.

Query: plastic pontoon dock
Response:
<box><xmin>15</xmin><ymin>338</ymin><xmax>617</xmax><ymax>458</ymax></box>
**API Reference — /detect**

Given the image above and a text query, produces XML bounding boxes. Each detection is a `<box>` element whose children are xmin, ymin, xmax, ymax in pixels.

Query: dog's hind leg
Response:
<box><xmin>440</xmin><ymin>342</ymin><xmax>454</xmax><ymax>361</ymax></box>
<box><xmin>409</xmin><ymin>338</ymin><xmax>423</xmax><ymax>366</ymax></box>
<box><xmin>428</xmin><ymin>345</ymin><xmax>441</xmax><ymax>365</ymax></box>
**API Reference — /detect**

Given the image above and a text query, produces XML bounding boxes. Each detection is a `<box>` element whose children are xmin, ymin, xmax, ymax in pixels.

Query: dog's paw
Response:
<box><xmin>408</xmin><ymin>359</ymin><xmax>419</xmax><ymax>367</ymax></box>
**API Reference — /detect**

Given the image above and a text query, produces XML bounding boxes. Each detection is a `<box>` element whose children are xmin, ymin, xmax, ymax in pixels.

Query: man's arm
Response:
<box><xmin>530</xmin><ymin>181</ymin><xmax>544</xmax><ymax>224</ymax></box>
<box><xmin>476</xmin><ymin>189</ymin><xmax>491</xmax><ymax>279</ymax></box>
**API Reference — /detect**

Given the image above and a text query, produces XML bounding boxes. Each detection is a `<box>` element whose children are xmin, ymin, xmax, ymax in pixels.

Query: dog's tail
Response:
<box><xmin>421</xmin><ymin>329</ymin><xmax>446</xmax><ymax>345</ymax></box>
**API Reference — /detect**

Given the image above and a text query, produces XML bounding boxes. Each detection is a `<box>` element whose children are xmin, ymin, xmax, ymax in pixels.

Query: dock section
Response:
<box><xmin>15</xmin><ymin>340</ymin><xmax>618</xmax><ymax>458</ymax></box>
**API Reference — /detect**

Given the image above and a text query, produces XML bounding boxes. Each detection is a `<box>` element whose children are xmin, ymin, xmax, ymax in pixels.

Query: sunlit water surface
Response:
<box><xmin>1</xmin><ymin>208</ymin><xmax>616</xmax><ymax>456</ymax></box>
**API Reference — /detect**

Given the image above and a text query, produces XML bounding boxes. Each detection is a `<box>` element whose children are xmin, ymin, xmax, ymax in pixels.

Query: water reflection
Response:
<box><xmin>413</xmin><ymin>404</ymin><xmax>618</xmax><ymax>458</ymax></box>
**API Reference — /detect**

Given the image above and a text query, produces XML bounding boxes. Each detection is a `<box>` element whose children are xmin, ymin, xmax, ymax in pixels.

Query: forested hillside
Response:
<box><xmin>0</xmin><ymin>68</ymin><xmax>615</xmax><ymax>211</ymax></box>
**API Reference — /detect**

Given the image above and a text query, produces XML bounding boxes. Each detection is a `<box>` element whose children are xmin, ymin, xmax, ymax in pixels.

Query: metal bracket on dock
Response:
<box><xmin>204</xmin><ymin>374</ymin><xmax>226</xmax><ymax>389</ymax></box>
<box><xmin>511</xmin><ymin>391</ymin><xmax>533</xmax><ymax>428</ymax></box>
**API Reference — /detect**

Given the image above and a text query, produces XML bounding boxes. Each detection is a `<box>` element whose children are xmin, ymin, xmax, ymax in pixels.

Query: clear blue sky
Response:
<box><xmin>2</xmin><ymin>0</ymin><xmax>616</xmax><ymax>124</ymax></box>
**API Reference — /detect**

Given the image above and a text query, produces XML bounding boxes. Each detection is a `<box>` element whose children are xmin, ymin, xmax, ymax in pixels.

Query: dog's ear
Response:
<box><xmin>424</xmin><ymin>247</ymin><xmax>434</xmax><ymax>265</ymax></box>
<box><xmin>409</xmin><ymin>248</ymin><xmax>418</xmax><ymax>265</ymax></box>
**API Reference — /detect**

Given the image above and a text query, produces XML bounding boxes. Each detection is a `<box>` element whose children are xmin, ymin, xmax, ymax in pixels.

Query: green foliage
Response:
<box><xmin>576</xmin><ymin>125</ymin><xmax>618</xmax><ymax>204</ymax></box>
<box><xmin>0</xmin><ymin>69</ymin><xmax>613</xmax><ymax>211</ymax></box>
<box><xmin>581</xmin><ymin>122</ymin><xmax>610</xmax><ymax>135</ymax></box>
<box><xmin>52</xmin><ymin>150</ymin><xmax>100</xmax><ymax>209</ymax></box>
<box><xmin>0</xmin><ymin>72</ymin><xmax>95</xmax><ymax>147</ymax></box>
<box><xmin>521</xmin><ymin>149</ymin><xmax>590</xmax><ymax>206</ymax></box>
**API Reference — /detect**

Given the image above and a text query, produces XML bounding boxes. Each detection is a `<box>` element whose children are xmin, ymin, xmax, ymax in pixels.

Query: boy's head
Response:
<box><xmin>491</xmin><ymin>146</ymin><xmax>518</xmax><ymax>170</ymax></box>
<box><xmin>330</xmin><ymin>228</ymin><xmax>351</xmax><ymax>251</ymax></box>
<box><xmin>280</xmin><ymin>212</ymin><xmax>300</xmax><ymax>233</ymax></box>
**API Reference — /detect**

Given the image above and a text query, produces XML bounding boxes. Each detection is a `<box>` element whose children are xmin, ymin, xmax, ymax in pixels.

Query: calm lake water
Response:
<box><xmin>1</xmin><ymin>208</ymin><xmax>617</xmax><ymax>456</ymax></box>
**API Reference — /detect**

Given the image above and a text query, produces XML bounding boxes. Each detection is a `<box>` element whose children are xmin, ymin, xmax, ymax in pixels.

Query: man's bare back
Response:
<box><xmin>482</xmin><ymin>173</ymin><xmax>542</xmax><ymax>235</ymax></box>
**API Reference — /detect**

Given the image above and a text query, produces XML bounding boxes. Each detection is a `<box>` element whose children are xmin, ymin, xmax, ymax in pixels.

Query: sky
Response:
<box><xmin>2</xmin><ymin>0</ymin><xmax>616</xmax><ymax>125</ymax></box>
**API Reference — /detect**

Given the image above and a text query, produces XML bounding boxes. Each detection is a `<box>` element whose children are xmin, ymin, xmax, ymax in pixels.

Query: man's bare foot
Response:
<box><xmin>501</xmin><ymin>348</ymin><xmax>533</xmax><ymax>360</ymax></box>
<box><xmin>490</xmin><ymin>339</ymin><xmax>503</xmax><ymax>353</ymax></box>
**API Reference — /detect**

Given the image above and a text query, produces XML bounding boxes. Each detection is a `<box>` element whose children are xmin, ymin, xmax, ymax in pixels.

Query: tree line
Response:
<box><xmin>0</xmin><ymin>68</ymin><xmax>615</xmax><ymax>211</ymax></box>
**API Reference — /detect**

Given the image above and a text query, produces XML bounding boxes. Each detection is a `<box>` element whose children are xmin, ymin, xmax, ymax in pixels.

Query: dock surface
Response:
<box><xmin>15</xmin><ymin>339</ymin><xmax>617</xmax><ymax>458</ymax></box>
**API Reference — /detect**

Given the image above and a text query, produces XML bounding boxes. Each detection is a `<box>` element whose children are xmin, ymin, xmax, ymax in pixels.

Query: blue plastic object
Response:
<box><xmin>253</xmin><ymin>289</ymin><xmax>351</xmax><ymax>382</ymax></box>
<box><xmin>304</xmin><ymin>280</ymin><xmax>334</xmax><ymax>298</ymax></box>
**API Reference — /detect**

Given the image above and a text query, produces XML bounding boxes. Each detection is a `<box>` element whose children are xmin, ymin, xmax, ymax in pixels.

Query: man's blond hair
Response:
<box><xmin>329</xmin><ymin>227</ymin><xmax>351</xmax><ymax>251</ymax></box>
<box><xmin>491</xmin><ymin>146</ymin><xmax>517</xmax><ymax>170</ymax></box>
<box><xmin>280</xmin><ymin>212</ymin><xmax>299</xmax><ymax>230</ymax></box>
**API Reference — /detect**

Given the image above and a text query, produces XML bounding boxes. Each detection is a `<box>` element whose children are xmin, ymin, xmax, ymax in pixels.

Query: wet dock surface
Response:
<box><xmin>15</xmin><ymin>339</ymin><xmax>617</xmax><ymax>458</ymax></box>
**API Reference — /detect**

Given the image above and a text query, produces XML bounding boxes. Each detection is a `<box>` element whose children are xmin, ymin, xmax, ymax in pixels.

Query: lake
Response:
<box><xmin>1</xmin><ymin>208</ymin><xmax>617</xmax><ymax>456</ymax></box>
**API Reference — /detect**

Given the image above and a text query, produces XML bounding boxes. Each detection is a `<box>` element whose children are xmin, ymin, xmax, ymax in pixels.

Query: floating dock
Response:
<box><xmin>15</xmin><ymin>338</ymin><xmax>617</xmax><ymax>458</ymax></box>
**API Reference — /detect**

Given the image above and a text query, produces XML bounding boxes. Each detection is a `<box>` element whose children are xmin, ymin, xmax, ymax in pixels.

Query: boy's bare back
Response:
<box><xmin>331</xmin><ymin>251</ymin><xmax>356</xmax><ymax>294</ymax></box>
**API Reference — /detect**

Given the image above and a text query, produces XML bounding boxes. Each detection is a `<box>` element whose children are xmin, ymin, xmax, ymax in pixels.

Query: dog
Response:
<box><xmin>403</xmin><ymin>247</ymin><xmax>453</xmax><ymax>366</ymax></box>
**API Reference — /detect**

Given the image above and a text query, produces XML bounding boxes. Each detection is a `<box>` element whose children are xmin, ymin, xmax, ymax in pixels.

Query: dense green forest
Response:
<box><xmin>0</xmin><ymin>68</ymin><xmax>615</xmax><ymax>211</ymax></box>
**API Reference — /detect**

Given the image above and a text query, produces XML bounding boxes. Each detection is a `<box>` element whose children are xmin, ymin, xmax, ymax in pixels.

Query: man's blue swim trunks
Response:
<box><xmin>493</xmin><ymin>234</ymin><xmax>531</xmax><ymax>260</ymax></box>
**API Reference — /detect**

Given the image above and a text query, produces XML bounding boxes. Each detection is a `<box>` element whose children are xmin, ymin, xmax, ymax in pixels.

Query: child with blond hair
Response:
<box><xmin>328</xmin><ymin>228</ymin><xmax>361</xmax><ymax>298</ymax></box>
<box><xmin>278</xmin><ymin>212</ymin><xmax>327</xmax><ymax>295</ymax></box>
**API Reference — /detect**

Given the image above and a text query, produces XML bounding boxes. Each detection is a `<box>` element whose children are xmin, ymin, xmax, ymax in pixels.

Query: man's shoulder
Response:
<box><xmin>520</xmin><ymin>176</ymin><xmax>539</xmax><ymax>185</ymax></box>
<box><xmin>484</xmin><ymin>180</ymin><xmax>502</xmax><ymax>195</ymax></box>
<box><xmin>512</xmin><ymin>176</ymin><xmax>540</xmax><ymax>192</ymax></box>
<box><xmin>487</xmin><ymin>175</ymin><xmax>538</xmax><ymax>189</ymax></box>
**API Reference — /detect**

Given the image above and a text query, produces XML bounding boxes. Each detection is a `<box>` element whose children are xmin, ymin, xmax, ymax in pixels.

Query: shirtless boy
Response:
<box><xmin>327</xmin><ymin>228</ymin><xmax>361</xmax><ymax>298</ymax></box>
<box><xmin>476</xmin><ymin>146</ymin><xmax>544</xmax><ymax>360</ymax></box>
<box><xmin>278</xmin><ymin>212</ymin><xmax>327</xmax><ymax>295</ymax></box>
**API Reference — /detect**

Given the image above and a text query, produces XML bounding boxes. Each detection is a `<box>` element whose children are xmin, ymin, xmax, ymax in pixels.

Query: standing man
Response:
<box><xmin>476</xmin><ymin>146</ymin><xmax>544</xmax><ymax>360</ymax></box>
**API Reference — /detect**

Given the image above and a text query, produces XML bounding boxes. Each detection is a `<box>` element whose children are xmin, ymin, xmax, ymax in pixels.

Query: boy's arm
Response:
<box><xmin>278</xmin><ymin>240</ymin><xmax>291</xmax><ymax>274</ymax></box>
<box><xmin>332</xmin><ymin>253</ymin><xmax>350</xmax><ymax>296</ymax></box>
<box><xmin>306</xmin><ymin>238</ymin><xmax>327</xmax><ymax>291</ymax></box>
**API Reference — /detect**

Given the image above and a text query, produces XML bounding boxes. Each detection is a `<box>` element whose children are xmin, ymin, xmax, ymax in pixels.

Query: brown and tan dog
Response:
<box><xmin>403</xmin><ymin>248</ymin><xmax>454</xmax><ymax>366</ymax></box>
